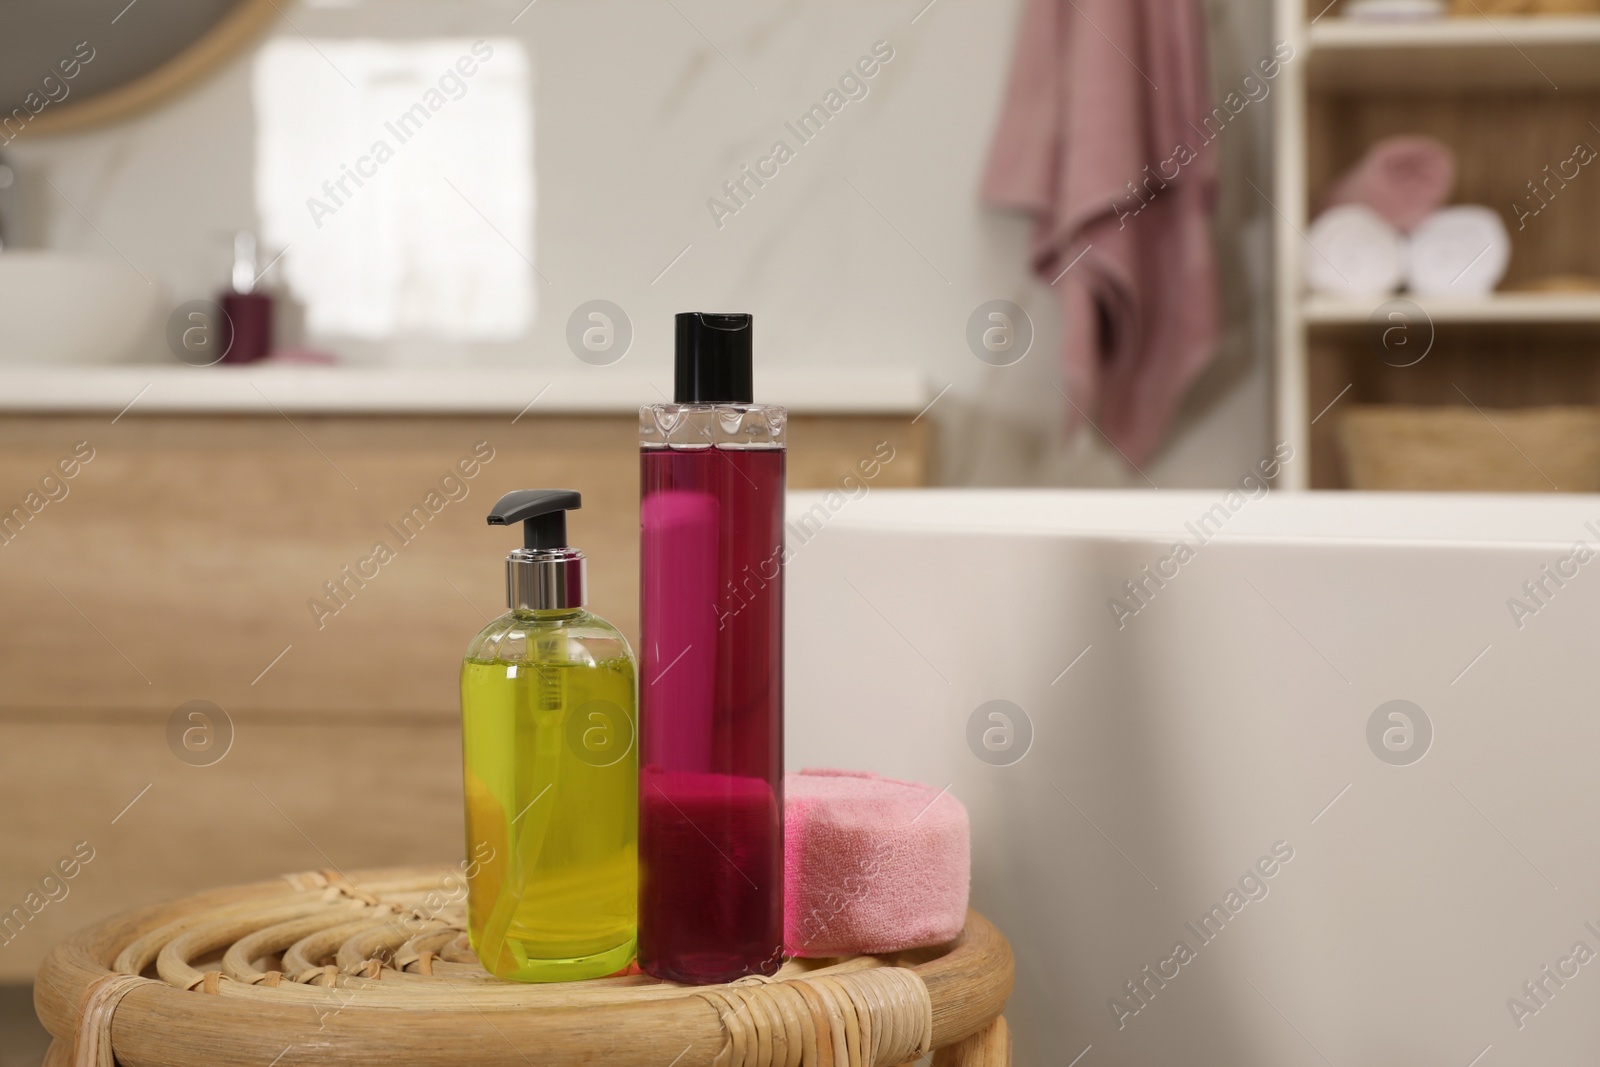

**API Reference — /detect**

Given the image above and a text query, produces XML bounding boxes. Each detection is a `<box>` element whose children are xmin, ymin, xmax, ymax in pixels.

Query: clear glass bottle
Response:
<box><xmin>638</xmin><ymin>313</ymin><xmax>786</xmax><ymax>984</ymax></box>
<box><xmin>461</xmin><ymin>490</ymin><xmax>638</xmax><ymax>982</ymax></box>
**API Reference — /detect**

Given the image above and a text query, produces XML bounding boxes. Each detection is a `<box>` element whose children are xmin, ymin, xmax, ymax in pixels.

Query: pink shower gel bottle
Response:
<box><xmin>638</xmin><ymin>312</ymin><xmax>785</xmax><ymax>984</ymax></box>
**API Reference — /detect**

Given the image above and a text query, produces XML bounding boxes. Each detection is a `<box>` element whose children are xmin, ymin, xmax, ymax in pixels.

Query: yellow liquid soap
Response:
<box><xmin>461</xmin><ymin>611</ymin><xmax>638</xmax><ymax>982</ymax></box>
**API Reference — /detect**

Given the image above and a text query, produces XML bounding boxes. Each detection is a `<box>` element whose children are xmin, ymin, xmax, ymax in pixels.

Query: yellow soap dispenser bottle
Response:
<box><xmin>461</xmin><ymin>489</ymin><xmax>638</xmax><ymax>981</ymax></box>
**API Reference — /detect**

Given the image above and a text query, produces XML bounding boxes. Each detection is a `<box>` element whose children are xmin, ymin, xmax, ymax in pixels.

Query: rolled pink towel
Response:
<box><xmin>784</xmin><ymin>769</ymin><xmax>970</xmax><ymax>958</ymax></box>
<box><xmin>1324</xmin><ymin>135</ymin><xmax>1457</xmax><ymax>233</ymax></box>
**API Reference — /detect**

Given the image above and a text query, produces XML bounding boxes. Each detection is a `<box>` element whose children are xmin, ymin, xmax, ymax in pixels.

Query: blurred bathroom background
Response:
<box><xmin>0</xmin><ymin>0</ymin><xmax>1278</xmax><ymax>490</ymax></box>
<box><xmin>5</xmin><ymin>0</ymin><xmax>1600</xmax><ymax>1062</ymax></box>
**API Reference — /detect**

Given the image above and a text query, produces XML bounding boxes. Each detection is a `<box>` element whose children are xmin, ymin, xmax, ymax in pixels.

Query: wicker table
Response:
<box><xmin>35</xmin><ymin>867</ymin><xmax>1013</xmax><ymax>1066</ymax></box>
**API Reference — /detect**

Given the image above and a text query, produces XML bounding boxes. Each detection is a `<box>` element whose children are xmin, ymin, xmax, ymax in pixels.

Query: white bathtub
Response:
<box><xmin>785</xmin><ymin>489</ymin><xmax>1600</xmax><ymax>1066</ymax></box>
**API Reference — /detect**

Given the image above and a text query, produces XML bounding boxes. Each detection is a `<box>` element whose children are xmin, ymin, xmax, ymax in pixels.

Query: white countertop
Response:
<box><xmin>0</xmin><ymin>365</ymin><xmax>929</xmax><ymax>416</ymax></box>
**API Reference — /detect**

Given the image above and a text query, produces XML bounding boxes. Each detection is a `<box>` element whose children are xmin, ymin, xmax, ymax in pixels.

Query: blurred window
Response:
<box><xmin>253</xmin><ymin>37</ymin><xmax>533</xmax><ymax>341</ymax></box>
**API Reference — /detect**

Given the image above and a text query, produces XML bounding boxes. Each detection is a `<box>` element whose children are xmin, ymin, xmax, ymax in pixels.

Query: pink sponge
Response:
<box><xmin>784</xmin><ymin>769</ymin><xmax>970</xmax><ymax>958</ymax></box>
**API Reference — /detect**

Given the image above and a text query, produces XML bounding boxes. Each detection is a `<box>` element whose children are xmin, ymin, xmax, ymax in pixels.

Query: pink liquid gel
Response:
<box><xmin>639</xmin><ymin>445</ymin><xmax>784</xmax><ymax>983</ymax></box>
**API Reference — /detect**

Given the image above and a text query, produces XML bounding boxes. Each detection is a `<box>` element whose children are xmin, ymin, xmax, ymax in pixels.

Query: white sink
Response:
<box><xmin>0</xmin><ymin>251</ymin><xmax>160</xmax><ymax>364</ymax></box>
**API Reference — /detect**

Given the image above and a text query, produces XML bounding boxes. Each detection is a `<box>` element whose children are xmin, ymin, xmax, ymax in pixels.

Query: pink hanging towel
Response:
<box><xmin>982</xmin><ymin>0</ymin><xmax>1221</xmax><ymax>466</ymax></box>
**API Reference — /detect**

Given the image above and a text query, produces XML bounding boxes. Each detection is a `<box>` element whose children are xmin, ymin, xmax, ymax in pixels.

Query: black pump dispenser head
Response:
<box><xmin>675</xmin><ymin>312</ymin><xmax>753</xmax><ymax>404</ymax></box>
<box><xmin>487</xmin><ymin>490</ymin><xmax>586</xmax><ymax>609</ymax></box>
<box><xmin>488</xmin><ymin>489</ymin><xmax>581</xmax><ymax>551</ymax></box>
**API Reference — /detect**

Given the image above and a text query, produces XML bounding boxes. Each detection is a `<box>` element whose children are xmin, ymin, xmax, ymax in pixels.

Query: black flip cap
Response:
<box><xmin>675</xmin><ymin>312</ymin><xmax>753</xmax><ymax>404</ymax></box>
<box><xmin>488</xmin><ymin>489</ymin><xmax>582</xmax><ymax>550</ymax></box>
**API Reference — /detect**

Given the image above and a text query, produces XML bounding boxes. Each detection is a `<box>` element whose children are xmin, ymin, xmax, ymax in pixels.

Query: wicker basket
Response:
<box><xmin>1337</xmin><ymin>405</ymin><xmax>1600</xmax><ymax>492</ymax></box>
<box><xmin>1448</xmin><ymin>0</ymin><xmax>1600</xmax><ymax>12</ymax></box>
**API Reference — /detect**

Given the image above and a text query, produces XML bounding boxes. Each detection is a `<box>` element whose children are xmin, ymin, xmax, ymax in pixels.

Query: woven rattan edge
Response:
<box><xmin>35</xmin><ymin>866</ymin><xmax>1013</xmax><ymax>1067</ymax></box>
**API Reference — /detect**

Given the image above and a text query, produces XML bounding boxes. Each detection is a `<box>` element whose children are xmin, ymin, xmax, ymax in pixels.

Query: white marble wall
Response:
<box><xmin>4</xmin><ymin>0</ymin><xmax>1274</xmax><ymax>488</ymax></box>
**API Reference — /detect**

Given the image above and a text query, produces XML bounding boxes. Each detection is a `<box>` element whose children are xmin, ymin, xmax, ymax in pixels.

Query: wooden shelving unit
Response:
<box><xmin>1304</xmin><ymin>293</ymin><xmax>1600</xmax><ymax>326</ymax></box>
<box><xmin>1273</xmin><ymin>0</ymin><xmax>1600</xmax><ymax>489</ymax></box>
<box><xmin>1306</xmin><ymin>16</ymin><xmax>1600</xmax><ymax>89</ymax></box>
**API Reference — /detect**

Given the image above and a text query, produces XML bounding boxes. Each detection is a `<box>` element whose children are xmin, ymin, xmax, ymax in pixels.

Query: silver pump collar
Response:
<box><xmin>506</xmin><ymin>547</ymin><xmax>585</xmax><ymax>610</ymax></box>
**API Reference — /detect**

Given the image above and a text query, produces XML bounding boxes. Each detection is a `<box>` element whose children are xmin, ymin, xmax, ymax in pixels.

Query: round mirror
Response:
<box><xmin>0</xmin><ymin>0</ymin><xmax>277</xmax><ymax>136</ymax></box>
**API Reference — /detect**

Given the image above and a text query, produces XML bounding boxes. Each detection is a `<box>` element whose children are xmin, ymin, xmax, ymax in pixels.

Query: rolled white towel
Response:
<box><xmin>1407</xmin><ymin>205</ymin><xmax>1511</xmax><ymax>297</ymax></box>
<box><xmin>1305</xmin><ymin>204</ymin><xmax>1406</xmax><ymax>297</ymax></box>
